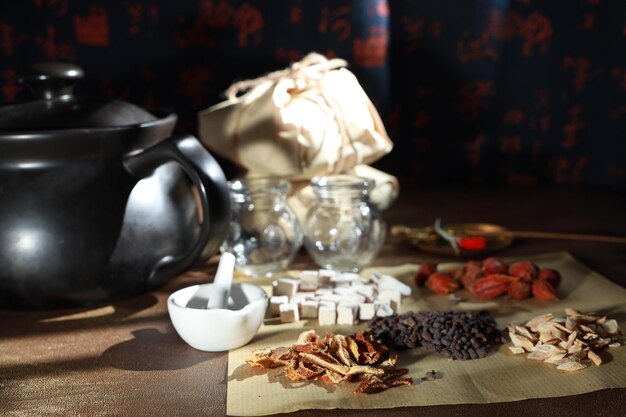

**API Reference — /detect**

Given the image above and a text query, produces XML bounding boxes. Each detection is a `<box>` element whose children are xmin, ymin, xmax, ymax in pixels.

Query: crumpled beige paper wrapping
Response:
<box><xmin>198</xmin><ymin>53</ymin><xmax>393</xmax><ymax>181</ymax></box>
<box><xmin>226</xmin><ymin>252</ymin><xmax>626</xmax><ymax>416</ymax></box>
<box><xmin>198</xmin><ymin>53</ymin><xmax>400</xmax><ymax>217</ymax></box>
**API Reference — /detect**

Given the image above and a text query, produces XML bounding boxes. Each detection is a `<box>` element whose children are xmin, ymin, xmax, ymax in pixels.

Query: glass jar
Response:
<box><xmin>220</xmin><ymin>177</ymin><xmax>302</xmax><ymax>276</ymax></box>
<box><xmin>303</xmin><ymin>175</ymin><xmax>386</xmax><ymax>272</ymax></box>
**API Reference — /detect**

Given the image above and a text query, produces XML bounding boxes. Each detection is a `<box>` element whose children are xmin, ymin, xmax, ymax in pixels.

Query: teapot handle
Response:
<box><xmin>123</xmin><ymin>134</ymin><xmax>231</xmax><ymax>283</ymax></box>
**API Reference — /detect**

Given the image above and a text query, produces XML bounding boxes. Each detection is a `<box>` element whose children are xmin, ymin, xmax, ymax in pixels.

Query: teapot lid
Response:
<box><xmin>0</xmin><ymin>62</ymin><xmax>157</xmax><ymax>132</ymax></box>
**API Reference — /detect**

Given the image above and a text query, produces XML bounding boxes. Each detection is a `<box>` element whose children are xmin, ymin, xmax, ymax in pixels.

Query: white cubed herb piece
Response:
<box><xmin>350</xmin><ymin>278</ymin><xmax>366</xmax><ymax>287</ymax></box>
<box><xmin>369</xmin><ymin>273</ymin><xmax>381</xmax><ymax>285</ymax></box>
<box><xmin>353</xmin><ymin>285</ymin><xmax>375</xmax><ymax>301</ymax></box>
<box><xmin>377</xmin><ymin>289</ymin><xmax>402</xmax><ymax>311</ymax></box>
<box><xmin>301</xmin><ymin>300</ymin><xmax>319</xmax><ymax>318</ymax></box>
<box><xmin>318</xmin><ymin>269</ymin><xmax>338</xmax><ymax>285</ymax></box>
<box><xmin>337</xmin><ymin>303</ymin><xmax>359</xmax><ymax>325</ymax></box>
<box><xmin>314</xmin><ymin>287</ymin><xmax>334</xmax><ymax>296</ymax></box>
<box><xmin>318</xmin><ymin>304</ymin><xmax>337</xmax><ymax>325</ymax></box>
<box><xmin>376</xmin><ymin>273</ymin><xmax>412</xmax><ymax>296</ymax></box>
<box><xmin>292</xmin><ymin>292</ymin><xmax>314</xmax><ymax>307</ymax></box>
<box><xmin>374</xmin><ymin>299</ymin><xmax>391</xmax><ymax>310</ymax></box>
<box><xmin>333</xmin><ymin>286</ymin><xmax>358</xmax><ymax>296</ymax></box>
<box><xmin>279</xmin><ymin>303</ymin><xmax>300</xmax><ymax>323</ymax></box>
<box><xmin>375</xmin><ymin>303</ymin><xmax>394</xmax><ymax>317</ymax></box>
<box><xmin>341</xmin><ymin>294</ymin><xmax>367</xmax><ymax>305</ymax></box>
<box><xmin>269</xmin><ymin>295</ymin><xmax>289</xmax><ymax>316</ymax></box>
<box><xmin>318</xmin><ymin>294</ymin><xmax>343</xmax><ymax>305</ymax></box>
<box><xmin>332</xmin><ymin>272</ymin><xmax>360</xmax><ymax>287</ymax></box>
<box><xmin>298</xmin><ymin>270</ymin><xmax>319</xmax><ymax>291</ymax></box>
<box><xmin>273</xmin><ymin>277</ymin><xmax>299</xmax><ymax>300</ymax></box>
<box><xmin>359</xmin><ymin>303</ymin><xmax>376</xmax><ymax>321</ymax></box>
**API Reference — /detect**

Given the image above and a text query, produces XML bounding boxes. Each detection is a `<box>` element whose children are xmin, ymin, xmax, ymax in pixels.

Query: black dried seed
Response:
<box><xmin>366</xmin><ymin>310</ymin><xmax>503</xmax><ymax>360</ymax></box>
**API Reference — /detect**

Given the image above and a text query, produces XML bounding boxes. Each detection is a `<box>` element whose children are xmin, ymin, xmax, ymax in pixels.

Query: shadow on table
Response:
<box><xmin>100</xmin><ymin>327</ymin><xmax>220</xmax><ymax>371</ymax></box>
<box><xmin>0</xmin><ymin>326</ymin><xmax>219</xmax><ymax>381</ymax></box>
<box><xmin>0</xmin><ymin>293</ymin><xmax>160</xmax><ymax>338</ymax></box>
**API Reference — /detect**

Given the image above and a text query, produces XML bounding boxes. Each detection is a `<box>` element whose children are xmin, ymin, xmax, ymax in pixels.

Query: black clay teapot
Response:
<box><xmin>0</xmin><ymin>63</ymin><xmax>230</xmax><ymax>309</ymax></box>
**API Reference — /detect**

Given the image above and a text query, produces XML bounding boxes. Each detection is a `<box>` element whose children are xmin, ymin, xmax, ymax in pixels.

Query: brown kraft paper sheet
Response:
<box><xmin>226</xmin><ymin>252</ymin><xmax>626</xmax><ymax>416</ymax></box>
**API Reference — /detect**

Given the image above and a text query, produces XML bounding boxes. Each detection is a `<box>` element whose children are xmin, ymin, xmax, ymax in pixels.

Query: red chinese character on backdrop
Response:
<box><xmin>611</xmin><ymin>67</ymin><xmax>626</xmax><ymax>91</ymax></box>
<box><xmin>539</xmin><ymin>115</ymin><xmax>551</xmax><ymax>133</ymax></box>
<box><xmin>467</xmin><ymin>134</ymin><xmax>486</xmax><ymax>167</ymax></box>
<box><xmin>34</xmin><ymin>0</ymin><xmax>68</xmax><ymax>17</ymax></box>
<box><xmin>124</xmin><ymin>1</ymin><xmax>159</xmax><ymax>36</ymax></box>
<box><xmin>503</xmin><ymin>109</ymin><xmax>524</xmax><ymax>124</ymax></box>
<box><xmin>320</xmin><ymin>6</ymin><xmax>351</xmax><ymax>41</ymax></box>
<box><xmin>101</xmin><ymin>76</ymin><xmax>130</xmax><ymax>100</ymax></box>
<box><xmin>2</xmin><ymin>69</ymin><xmax>20</xmax><ymax>102</ymax></box>
<box><xmin>457</xmin><ymin>30</ymin><xmax>499</xmax><ymax>62</ymax></box>
<box><xmin>143</xmin><ymin>92</ymin><xmax>159</xmax><ymax>109</ymax></box>
<box><xmin>415</xmin><ymin>84</ymin><xmax>433</xmax><ymax>99</ymax></box>
<box><xmin>414</xmin><ymin>136</ymin><xmax>431</xmax><ymax>152</ymax></box>
<box><xmin>552</xmin><ymin>156</ymin><xmax>587</xmax><ymax>184</ymax></box>
<box><xmin>276</xmin><ymin>47</ymin><xmax>302</xmax><ymax>62</ymax></box>
<box><xmin>457</xmin><ymin>11</ymin><xmax>504</xmax><ymax>62</ymax></box>
<box><xmin>175</xmin><ymin>17</ymin><xmax>216</xmax><ymax>48</ymax></box>
<box><xmin>141</xmin><ymin>68</ymin><xmax>159</xmax><ymax>107</ymax></box>
<box><xmin>353</xmin><ymin>25</ymin><xmax>388</xmax><ymax>68</ymax></box>
<box><xmin>607</xmin><ymin>164</ymin><xmax>626</xmax><ymax>180</ymax></box>
<box><xmin>200</xmin><ymin>0</ymin><xmax>232</xmax><ymax>29</ymax></box>
<box><xmin>74</xmin><ymin>6</ymin><xmax>110</xmax><ymax>46</ymax></box>
<box><xmin>456</xmin><ymin>81</ymin><xmax>495</xmax><ymax>122</ymax></box>
<box><xmin>126</xmin><ymin>2</ymin><xmax>144</xmax><ymax>36</ymax></box>
<box><xmin>178</xmin><ymin>67</ymin><xmax>213</xmax><ymax>107</ymax></box>
<box><xmin>507</xmin><ymin>174</ymin><xmax>537</xmax><ymax>186</ymax></box>
<box><xmin>581</xmin><ymin>13</ymin><xmax>596</xmax><ymax>29</ymax></box>
<box><xmin>0</xmin><ymin>22</ymin><xmax>27</xmax><ymax>56</ymax></box>
<box><xmin>563</xmin><ymin>56</ymin><xmax>603</xmax><ymax>92</ymax></box>
<box><xmin>428</xmin><ymin>20</ymin><xmax>442</xmax><ymax>38</ymax></box>
<box><xmin>35</xmin><ymin>26</ymin><xmax>77</xmax><ymax>61</ymax></box>
<box><xmin>402</xmin><ymin>18</ymin><xmax>442</xmax><ymax>54</ymax></box>
<box><xmin>413</xmin><ymin>111</ymin><xmax>431</xmax><ymax>129</ymax></box>
<box><xmin>402</xmin><ymin>17</ymin><xmax>424</xmax><ymax>53</ymax></box>
<box><xmin>232</xmin><ymin>3</ymin><xmax>264</xmax><ymax>47</ymax></box>
<box><xmin>500</xmin><ymin>136</ymin><xmax>522</xmax><ymax>155</ymax></box>
<box><xmin>562</xmin><ymin>106</ymin><xmax>584</xmax><ymax>150</ymax></box>
<box><xmin>289</xmin><ymin>5</ymin><xmax>302</xmax><ymax>24</ymax></box>
<box><xmin>505</xmin><ymin>11</ymin><xmax>552</xmax><ymax>56</ymax></box>
<box><xmin>385</xmin><ymin>106</ymin><xmax>400</xmax><ymax>138</ymax></box>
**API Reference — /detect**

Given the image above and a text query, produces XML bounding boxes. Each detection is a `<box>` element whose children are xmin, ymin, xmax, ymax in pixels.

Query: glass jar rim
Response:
<box><xmin>310</xmin><ymin>175</ymin><xmax>374</xmax><ymax>192</ymax></box>
<box><xmin>228</xmin><ymin>176</ymin><xmax>290</xmax><ymax>195</ymax></box>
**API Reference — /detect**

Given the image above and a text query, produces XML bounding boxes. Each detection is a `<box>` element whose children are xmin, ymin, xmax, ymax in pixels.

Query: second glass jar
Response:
<box><xmin>302</xmin><ymin>175</ymin><xmax>386</xmax><ymax>272</ymax></box>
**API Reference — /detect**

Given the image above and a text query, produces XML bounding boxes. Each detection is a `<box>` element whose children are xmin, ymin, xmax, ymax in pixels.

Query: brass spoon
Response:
<box><xmin>390</xmin><ymin>222</ymin><xmax>626</xmax><ymax>257</ymax></box>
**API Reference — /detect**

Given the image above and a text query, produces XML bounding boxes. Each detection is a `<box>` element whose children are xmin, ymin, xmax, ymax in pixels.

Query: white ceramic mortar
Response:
<box><xmin>167</xmin><ymin>282</ymin><xmax>268</xmax><ymax>352</ymax></box>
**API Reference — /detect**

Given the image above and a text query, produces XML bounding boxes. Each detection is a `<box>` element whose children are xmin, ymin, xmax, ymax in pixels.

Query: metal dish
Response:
<box><xmin>390</xmin><ymin>222</ymin><xmax>514</xmax><ymax>257</ymax></box>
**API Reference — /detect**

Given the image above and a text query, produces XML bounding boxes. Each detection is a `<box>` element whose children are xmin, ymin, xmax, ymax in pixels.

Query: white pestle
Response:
<box><xmin>206</xmin><ymin>252</ymin><xmax>236</xmax><ymax>309</ymax></box>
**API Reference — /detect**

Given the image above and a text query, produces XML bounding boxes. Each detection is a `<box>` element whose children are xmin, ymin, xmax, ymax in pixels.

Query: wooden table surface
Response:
<box><xmin>1</xmin><ymin>182</ymin><xmax>625</xmax><ymax>416</ymax></box>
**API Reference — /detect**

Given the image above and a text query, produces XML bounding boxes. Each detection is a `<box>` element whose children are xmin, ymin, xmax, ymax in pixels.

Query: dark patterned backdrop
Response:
<box><xmin>1</xmin><ymin>0</ymin><xmax>625</xmax><ymax>187</ymax></box>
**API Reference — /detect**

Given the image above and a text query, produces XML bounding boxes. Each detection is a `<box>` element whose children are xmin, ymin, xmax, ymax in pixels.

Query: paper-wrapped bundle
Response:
<box><xmin>198</xmin><ymin>53</ymin><xmax>393</xmax><ymax>181</ymax></box>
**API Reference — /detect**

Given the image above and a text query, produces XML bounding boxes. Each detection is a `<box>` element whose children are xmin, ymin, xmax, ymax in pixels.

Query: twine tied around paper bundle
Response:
<box><xmin>227</xmin><ymin>53</ymin><xmax>362</xmax><ymax>175</ymax></box>
<box><xmin>225</xmin><ymin>53</ymin><xmax>348</xmax><ymax>101</ymax></box>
